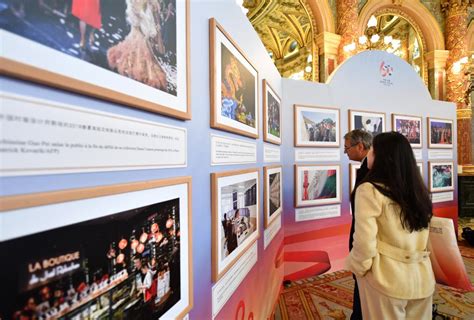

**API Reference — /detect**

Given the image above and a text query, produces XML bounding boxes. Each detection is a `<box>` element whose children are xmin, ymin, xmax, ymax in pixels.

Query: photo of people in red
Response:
<box><xmin>430</xmin><ymin>120</ymin><xmax>452</xmax><ymax>145</ymax></box>
<box><xmin>0</xmin><ymin>199</ymin><xmax>181</xmax><ymax>320</ymax></box>
<box><xmin>395</xmin><ymin>118</ymin><xmax>421</xmax><ymax>144</ymax></box>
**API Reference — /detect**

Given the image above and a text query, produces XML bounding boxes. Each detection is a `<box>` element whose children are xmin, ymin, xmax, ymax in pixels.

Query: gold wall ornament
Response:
<box><xmin>243</xmin><ymin>0</ymin><xmax>318</xmax><ymax>80</ymax></box>
<box><xmin>456</xmin><ymin>108</ymin><xmax>473</xmax><ymax>119</ymax></box>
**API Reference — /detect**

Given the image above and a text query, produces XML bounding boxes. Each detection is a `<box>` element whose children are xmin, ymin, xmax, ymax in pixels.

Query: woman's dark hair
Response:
<box><xmin>362</xmin><ymin>132</ymin><xmax>432</xmax><ymax>231</ymax></box>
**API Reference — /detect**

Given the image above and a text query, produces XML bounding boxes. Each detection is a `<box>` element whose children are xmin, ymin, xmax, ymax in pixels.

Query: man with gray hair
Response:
<box><xmin>343</xmin><ymin>129</ymin><xmax>372</xmax><ymax>320</ymax></box>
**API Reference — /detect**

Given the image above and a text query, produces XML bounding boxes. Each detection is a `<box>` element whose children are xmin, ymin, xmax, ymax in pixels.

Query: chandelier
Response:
<box><xmin>344</xmin><ymin>15</ymin><xmax>402</xmax><ymax>55</ymax></box>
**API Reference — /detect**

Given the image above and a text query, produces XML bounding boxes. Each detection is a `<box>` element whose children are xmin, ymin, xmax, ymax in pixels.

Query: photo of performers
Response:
<box><xmin>301</xmin><ymin>111</ymin><xmax>337</xmax><ymax>142</ymax></box>
<box><xmin>395</xmin><ymin>118</ymin><xmax>421</xmax><ymax>144</ymax></box>
<box><xmin>430</xmin><ymin>120</ymin><xmax>452</xmax><ymax>145</ymax></box>
<box><xmin>0</xmin><ymin>198</ymin><xmax>181</xmax><ymax>320</ymax></box>
<box><xmin>220</xmin><ymin>44</ymin><xmax>257</xmax><ymax>129</ymax></box>
<box><xmin>220</xmin><ymin>178</ymin><xmax>257</xmax><ymax>258</ymax></box>
<box><xmin>0</xmin><ymin>0</ymin><xmax>178</xmax><ymax>95</ymax></box>
<box><xmin>431</xmin><ymin>164</ymin><xmax>453</xmax><ymax>189</ymax></box>
<box><xmin>267</xmin><ymin>91</ymin><xmax>281</xmax><ymax>138</ymax></box>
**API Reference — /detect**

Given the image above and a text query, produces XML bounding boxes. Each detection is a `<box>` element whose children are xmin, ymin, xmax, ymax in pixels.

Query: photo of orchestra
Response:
<box><xmin>0</xmin><ymin>198</ymin><xmax>182</xmax><ymax>320</ymax></box>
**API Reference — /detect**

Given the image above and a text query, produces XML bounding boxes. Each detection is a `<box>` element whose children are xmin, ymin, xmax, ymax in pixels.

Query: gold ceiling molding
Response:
<box><xmin>244</xmin><ymin>0</ymin><xmax>317</xmax><ymax>77</ymax></box>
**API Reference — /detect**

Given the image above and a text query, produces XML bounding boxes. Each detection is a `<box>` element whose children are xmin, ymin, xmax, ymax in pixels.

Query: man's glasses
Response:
<box><xmin>344</xmin><ymin>142</ymin><xmax>359</xmax><ymax>152</ymax></box>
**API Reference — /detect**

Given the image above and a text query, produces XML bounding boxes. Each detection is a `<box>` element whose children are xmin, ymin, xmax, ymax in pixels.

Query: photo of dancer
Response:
<box><xmin>428</xmin><ymin>118</ymin><xmax>453</xmax><ymax>148</ymax></box>
<box><xmin>0</xmin><ymin>198</ymin><xmax>183</xmax><ymax>320</ymax></box>
<box><xmin>295</xmin><ymin>105</ymin><xmax>340</xmax><ymax>147</ymax></box>
<box><xmin>393</xmin><ymin>114</ymin><xmax>422</xmax><ymax>148</ymax></box>
<box><xmin>220</xmin><ymin>44</ymin><xmax>256</xmax><ymax>129</ymax></box>
<box><xmin>1</xmin><ymin>0</ymin><xmax>177</xmax><ymax>94</ymax></box>
<box><xmin>429</xmin><ymin>161</ymin><xmax>454</xmax><ymax>192</ymax></box>
<box><xmin>1</xmin><ymin>0</ymin><xmax>189</xmax><ymax>118</ymax></box>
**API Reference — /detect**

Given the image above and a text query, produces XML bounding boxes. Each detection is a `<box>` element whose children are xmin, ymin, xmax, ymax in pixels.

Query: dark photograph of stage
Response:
<box><xmin>0</xmin><ymin>198</ymin><xmax>181</xmax><ymax>320</ymax></box>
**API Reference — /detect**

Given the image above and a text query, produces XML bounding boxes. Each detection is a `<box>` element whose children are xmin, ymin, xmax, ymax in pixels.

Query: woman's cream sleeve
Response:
<box><xmin>346</xmin><ymin>183</ymin><xmax>383</xmax><ymax>277</ymax></box>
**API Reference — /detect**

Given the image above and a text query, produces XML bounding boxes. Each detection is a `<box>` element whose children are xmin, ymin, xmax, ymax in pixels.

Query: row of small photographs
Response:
<box><xmin>294</xmin><ymin>105</ymin><xmax>454</xmax><ymax>149</ymax></box>
<box><xmin>211</xmin><ymin>166</ymin><xmax>282</xmax><ymax>282</ymax></box>
<box><xmin>210</xmin><ymin>19</ymin><xmax>282</xmax><ymax>145</ymax></box>
<box><xmin>349</xmin><ymin>161</ymin><xmax>454</xmax><ymax>194</ymax></box>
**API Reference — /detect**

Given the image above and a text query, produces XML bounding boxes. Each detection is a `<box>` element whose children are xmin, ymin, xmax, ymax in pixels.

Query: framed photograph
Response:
<box><xmin>294</xmin><ymin>165</ymin><xmax>341</xmax><ymax>207</ymax></box>
<box><xmin>263</xmin><ymin>80</ymin><xmax>281</xmax><ymax>145</ymax></box>
<box><xmin>0</xmin><ymin>177</ymin><xmax>193</xmax><ymax>319</ymax></box>
<box><xmin>294</xmin><ymin>105</ymin><xmax>340</xmax><ymax>147</ymax></box>
<box><xmin>349</xmin><ymin>163</ymin><xmax>361</xmax><ymax>194</ymax></box>
<box><xmin>264</xmin><ymin>165</ymin><xmax>282</xmax><ymax>228</ymax></box>
<box><xmin>428</xmin><ymin>117</ymin><xmax>453</xmax><ymax>148</ymax></box>
<box><xmin>417</xmin><ymin>162</ymin><xmax>423</xmax><ymax>178</ymax></box>
<box><xmin>392</xmin><ymin>114</ymin><xmax>422</xmax><ymax>148</ymax></box>
<box><xmin>211</xmin><ymin>168</ymin><xmax>260</xmax><ymax>281</ymax></box>
<box><xmin>349</xmin><ymin>109</ymin><xmax>385</xmax><ymax>137</ymax></box>
<box><xmin>429</xmin><ymin>161</ymin><xmax>454</xmax><ymax>192</ymax></box>
<box><xmin>210</xmin><ymin>18</ymin><xmax>259</xmax><ymax>139</ymax></box>
<box><xmin>0</xmin><ymin>1</ymin><xmax>190</xmax><ymax>119</ymax></box>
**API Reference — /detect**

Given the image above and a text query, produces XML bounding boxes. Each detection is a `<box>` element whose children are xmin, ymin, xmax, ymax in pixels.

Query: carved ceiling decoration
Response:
<box><xmin>243</xmin><ymin>0</ymin><xmax>316</xmax><ymax>78</ymax></box>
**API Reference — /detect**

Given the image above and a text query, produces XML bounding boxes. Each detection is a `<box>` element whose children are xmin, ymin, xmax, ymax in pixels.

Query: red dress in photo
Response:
<box><xmin>72</xmin><ymin>0</ymin><xmax>102</xmax><ymax>29</ymax></box>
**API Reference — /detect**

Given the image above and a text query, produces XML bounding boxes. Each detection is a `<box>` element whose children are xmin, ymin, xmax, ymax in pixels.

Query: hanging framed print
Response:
<box><xmin>209</xmin><ymin>18</ymin><xmax>259</xmax><ymax>139</ymax></box>
<box><xmin>211</xmin><ymin>168</ymin><xmax>260</xmax><ymax>281</ymax></box>
<box><xmin>348</xmin><ymin>109</ymin><xmax>385</xmax><ymax>137</ymax></box>
<box><xmin>294</xmin><ymin>164</ymin><xmax>341</xmax><ymax>207</ymax></box>
<box><xmin>0</xmin><ymin>1</ymin><xmax>190</xmax><ymax>119</ymax></box>
<box><xmin>349</xmin><ymin>163</ymin><xmax>361</xmax><ymax>194</ymax></box>
<box><xmin>0</xmin><ymin>177</ymin><xmax>193</xmax><ymax>319</ymax></box>
<box><xmin>294</xmin><ymin>105</ymin><xmax>340</xmax><ymax>147</ymax></box>
<box><xmin>429</xmin><ymin>161</ymin><xmax>454</xmax><ymax>192</ymax></box>
<box><xmin>392</xmin><ymin>114</ymin><xmax>422</xmax><ymax>148</ymax></box>
<box><xmin>428</xmin><ymin>117</ymin><xmax>453</xmax><ymax>148</ymax></box>
<box><xmin>264</xmin><ymin>165</ymin><xmax>282</xmax><ymax>228</ymax></box>
<box><xmin>263</xmin><ymin>80</ymin><xmax>281</xmax><ymax>145</ymax></box>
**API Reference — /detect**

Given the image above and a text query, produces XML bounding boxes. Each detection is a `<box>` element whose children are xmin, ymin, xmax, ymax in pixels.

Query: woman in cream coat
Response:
<box><xmin>346</xmin><ymin>132</ymin><xmax>435</xmax><ymax>320</ymax></box>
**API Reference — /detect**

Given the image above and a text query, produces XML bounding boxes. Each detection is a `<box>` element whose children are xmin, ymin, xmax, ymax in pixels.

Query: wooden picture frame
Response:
<box><xmin>349</xmin><ymin>162</ymin><xmax>361</xmax><ymax>194</ymax></box>
<box><xmin>209</xmin><ymin>18</ymin><xmax>259</xmax><ymax>139</ymax></box>
<box><xmin>429</xmin><ymin>161</ymin><xmax>454</xmax><ymax>192</ymax></box>
<box><xmin>263</xmin><ymin>80</ymin><xmax>281</xmax><ymax>145</ymax></box>
<box><xmin>294</xmin><ymin>105</ymin><xmax>340</xmax><ymax>147</ymax></box>
<box><xmin>264</xmin><ymin>165</ymin><xmax>282</xmax><ymax>228</ymax></box>
<box><xmin>392</xmin><ymin>114</ymin><xmax>423</xmax><ymax>148</ymax></box>
<box><xmin>428</xmin><ymin>117</ymin><xmax>453</xmax><ymax>149</ymax></box>
<box><xmin>211</xmin><ymin>168</ymin><xmax>260</xmax><ymax>282</ymax></box>
<box><xmin>0</xmin><ymin>177</ymin><xmax>193</xmax><ymax>319</ymax></box>
<box><xmin>0</xmin><ymin>1</ymin><xmax>191</xmax><ymax>120</ymax></box>
<box><xmin>294</xmin><ymin>164</ymin><xmax>341</xmax><ymax>207</ymax></box>
<box><xmin>348</xmin><ymin>109</ymin><xmax>385</xmax><ymax>137</ymax></box>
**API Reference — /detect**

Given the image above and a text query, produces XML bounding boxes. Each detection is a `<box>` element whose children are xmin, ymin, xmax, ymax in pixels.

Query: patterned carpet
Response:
<box><xmin>274</xmin><ymin>246</ymin><xmax>474</xmax><ymax>320</ymax></box>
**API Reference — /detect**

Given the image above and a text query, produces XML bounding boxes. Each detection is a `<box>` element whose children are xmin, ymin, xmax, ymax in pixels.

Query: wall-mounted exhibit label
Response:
<box><xmin>211</xmin><ymin>134</ymin><xmax>257</xmax><ymax>165</ymax></box>
<box><xmin>428</xmin><ymin>150</ymin><xmax>453</xmax><ymax>160</ymax></box>
<box><xmin>295</xmin><ymin>148</ymin><xmax>340</xmax><ymax>162</ymax></box>
<box><xmin>0</xmin><ymin>93</ymin><xmax>187</xmax><ymax>176</ymax></box>
<box><xmin>264</xmin><ymin>144</ymin><xmax>281</xmax><ymax>163</ymax></box>
<box><xmin>264</xmin><ymin>215</ymin><xmax>282</xmax><ymax>249</ymax></box>
<box><xmin>432</xmin><ymin>192</ymin><xmax>454</xmax><ymax>203</ymax></box>
<box><xmin>413</xmin><ymin>149</ymin><xmax>422</xmax><ymax>160</ymax></box>
<box><xmin>295</xmin><ymin>205</ymin><xmax>341</xmax><ymax>222</ymax></box>
<box><xmin>212</xmin><ymin>242</ymin><xmax>258</xmax><ymax>318</ymax></box>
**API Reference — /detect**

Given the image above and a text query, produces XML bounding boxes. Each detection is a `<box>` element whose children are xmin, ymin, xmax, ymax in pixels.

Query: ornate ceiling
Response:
<box><xmin>243</xmin><ymin>0</ymin><xmax>315</xmax><ymax>78</ymax></box>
